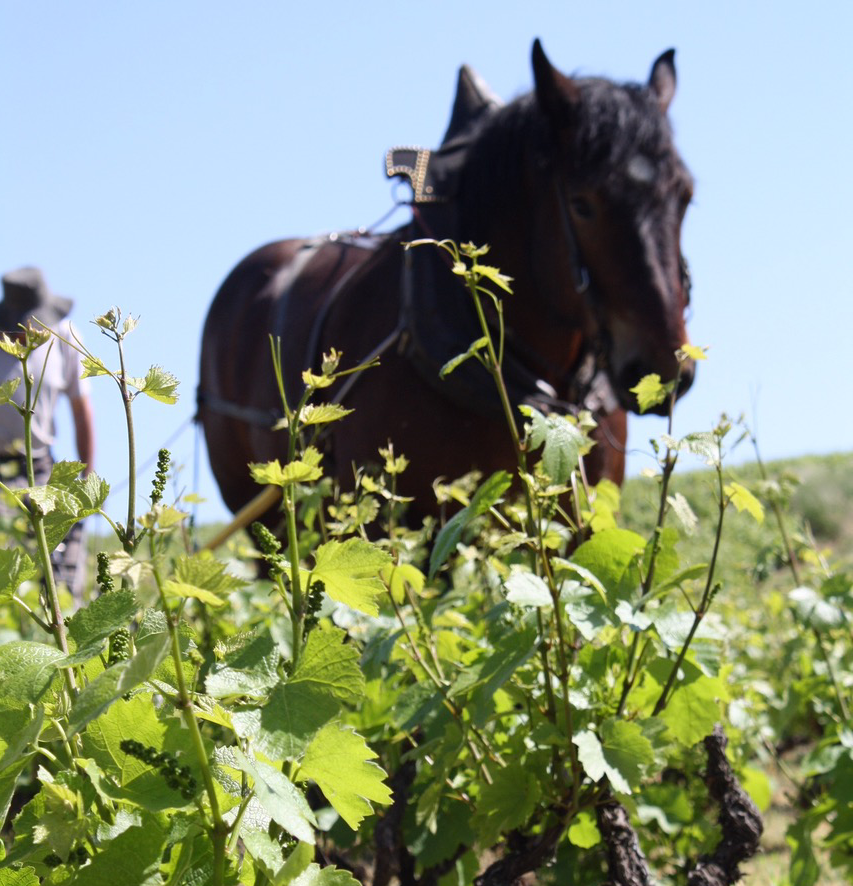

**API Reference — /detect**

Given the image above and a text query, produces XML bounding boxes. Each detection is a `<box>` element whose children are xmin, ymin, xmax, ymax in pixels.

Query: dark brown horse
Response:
<box><xmin>199</xmin><ymin>40</ymin><xmax>695</xmax><ymax>520</ymax></box>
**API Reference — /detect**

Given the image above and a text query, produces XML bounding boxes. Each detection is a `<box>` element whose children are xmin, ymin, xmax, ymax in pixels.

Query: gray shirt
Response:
<box><xmin>0</xmin><ymin>319</ymin><xmax>90</xmax><ymax>460</ymax></box>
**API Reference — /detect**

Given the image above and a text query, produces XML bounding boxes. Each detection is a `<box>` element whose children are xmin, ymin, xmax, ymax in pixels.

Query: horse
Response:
<box><xmin>198</xmin><ymin>39</ymin><xmax>696</xmax><ymax>524</ymax></box>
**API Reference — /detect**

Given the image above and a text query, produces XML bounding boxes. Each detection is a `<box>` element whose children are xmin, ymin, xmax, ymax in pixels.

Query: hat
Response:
<box><xmin>0</xmin><ymin>267</ymin><xmax>74</xmax><ymax>331</ymax></box>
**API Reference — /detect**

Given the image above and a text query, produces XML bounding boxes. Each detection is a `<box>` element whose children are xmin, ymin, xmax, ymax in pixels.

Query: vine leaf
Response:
<box><xmin>0</xmin><ymin>641</ymin><xmax>65</xmax><ymax>708</ymax></box>
<box><xmin>289</xmin><ymin>863</ymin><xmax>363</xmax><ymax>886</ymax></box>
<box><xmin>67</xmin><ymin>632</ymin><xmax>172</xmax><ymax>736</ymax></box>
<box><xmin>299</xmin><ymin>721</ymin><xmax>392</xmax><ymax>830</ymax></box>
<box><xmin>569</xmin><ymin>528</ymin><xmax>646</xmax><ymax>603</ymax></box>
<box><xmin>381</xmin><ymin>562</ymin><xmax>426</xmax><ymax>605</ymax></box>
<box><xmin>568</xmin><ymin>809</ymin><xmax>602</xmax><ymax>848</ymax></box>
<box><xmin>0</xmin><ymin>548</ymin><xmax>38</xmax><ymax>600</ymax></box>
<box><xmin>440</xmin><ymin>335</ymin><xmax>489</xmax><ymax>378</ymax></box>
<box><xmin>471</xmin><ymin>764</ymin><xmax>541</xmax><ymax>846</ymax></box>
<box><xmin>66</xmin><ymin>588</ymin><xmax>137</xmax><ymax>649</ymax></box>
<box><xmin>205</xmin><ymin>629</ymin><xmax>281</xmax><ymax>699</ymax></box>
<box><xmin>505</xmin><ymin>571</ymin><xmax>552</xmax><ymax>608</ymax></box>
<box><xmin>630</xmin><ymin>373</ymin><xmax>670</xmax><ymax>413</ymax></box>
<box><xmin>574</xmin><ymin>718</ymin><xmax>654</xmax><ymax>794</ymax></box>
<box><xmin>521</xmin><ymin>406</ymin><xmax>592</xmax><ymax>484</ymax></box>
<box><xmin>307</xmin><ymin>539</ymin><xmax>391</xmax><ymax>616</ymax></box>
<box><xmin>231</xmin><ymin>748</ymin><xmax>317</xmax><ymax>844</ymax></box>
<box><xmin>137</xmin><ymin>365</ymin><xmax>180</xmax><ymax>404</ymax></box>
<box><xmin>79</xmin><ymin>693</ymin><xmax>203</xmax><ymax>812</ymax></box>
<box><xmin>250</xmin><ymin>448</ymin><xmax>324</xmax><ymax>487</ymax></box>
<box><xmin>61</xmin><ymin>813</ymin><xmax>166</xmax><ymax>884</ymax></box>
<box><xmin>724</xmin><ymin>481</ymin><xmax>764</xmax><ymax>523</ymax></box>
<box><xmin>253</xmin><ymin>627</ymin><xmax>364</xmax><ymax>760</ymax></box>
<box><xmin>163</xmin><ymin>552</ymin><xmax>248</xmax><ymax>608</ymax></box>
<box><xmin>429</xmin><ymin>471</ymin><xmax>511</xmax><ymax>579</ymax></box>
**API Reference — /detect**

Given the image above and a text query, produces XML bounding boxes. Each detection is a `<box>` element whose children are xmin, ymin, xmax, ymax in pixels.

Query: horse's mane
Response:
<box><xmin>458</xmin><ymin>75</ymin><xmax>685</xmax><ymax>233</ymax></box>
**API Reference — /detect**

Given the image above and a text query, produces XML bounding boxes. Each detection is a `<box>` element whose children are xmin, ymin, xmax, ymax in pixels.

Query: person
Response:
<box><xmin>0</xmin><ymin>266</ymin><xmax>95</xmax><ymax>601</ymax></box>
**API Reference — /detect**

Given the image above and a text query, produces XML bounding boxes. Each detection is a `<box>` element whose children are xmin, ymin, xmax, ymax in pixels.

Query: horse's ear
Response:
<box><xmin>532</xmin><ymin>39</ymin><xmax>579</xmax><ymax>127</ymax></box>
<box><xmin>649</xmin><ymin>49</ymin><xmax>677</xmax><ymax>113</ymax></box>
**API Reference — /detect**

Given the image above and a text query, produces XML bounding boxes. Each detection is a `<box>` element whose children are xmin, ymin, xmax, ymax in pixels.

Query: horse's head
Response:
<box><xmin>532</xmin><ymin>40</ymin><xmax>695</xmax><ymax>414</ymax></box>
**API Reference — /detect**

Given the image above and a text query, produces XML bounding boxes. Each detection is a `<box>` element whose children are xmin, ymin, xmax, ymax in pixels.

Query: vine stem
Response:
<box><xmin>615</xmin><ymin>372</ymin><xmax>682</xmax><ymax>717</ymax></box>
<box><xmin>653</xmin><ymin>435</ymin><xmax>727</xmax><ymax>716</ymax></box>
<box><xmin>152</xmin><ymin>551</ymin><xmax>228</xmax><ymax>886</ymax></box>
<box><xmin>116</xmin><ymin>334</ymin><xmax>137</xmax><ymax>552</ymax></box>
<box><xmin>17</xmin><ymin>347</ymin><xmax>77</xmax><ymax>696</ymax></box>
<box><xmin>10</xmin><ymin>594</ymin><xmax>52</xmax><ymax>633</ymax></box>
<box><xmin>387</xmin><ymin>589</ymin><xmax>503</xmax><ymax>777</ymax></box>
<box><xmin>450</xmin><ymin>242</ymin><xmax>586</xmax><ymax>797</ymax></box>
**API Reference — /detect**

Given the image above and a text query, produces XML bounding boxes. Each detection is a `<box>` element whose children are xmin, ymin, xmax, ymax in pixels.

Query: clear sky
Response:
<box><xmin>2</xmin><ymin>1</ymin><xmax>851</xmax><ymax>526</ymax></box>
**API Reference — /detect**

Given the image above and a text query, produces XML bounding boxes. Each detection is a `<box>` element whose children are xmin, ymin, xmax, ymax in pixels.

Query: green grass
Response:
<box><xmin>621</xmin><ymin>449</ymin><xmax>853</xmax><ymax>588</ymax></box>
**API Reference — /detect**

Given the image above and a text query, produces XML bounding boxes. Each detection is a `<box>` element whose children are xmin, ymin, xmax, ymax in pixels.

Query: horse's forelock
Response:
<box><xmin>567</xmin><ymin>79</ymin><xmax>683</xmax><ymax>197</ymax></box>
<box><xmin>459</xmin><ymin>74</ymin><xmax>685</xmax><ymax>217</ymax></box>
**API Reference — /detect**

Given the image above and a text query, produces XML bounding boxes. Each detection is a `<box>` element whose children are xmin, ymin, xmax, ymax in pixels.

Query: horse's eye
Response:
<box><xmin>569</xmin><ymin>197</ymin><xmax>594</xmax><ymax>220</ymax></box>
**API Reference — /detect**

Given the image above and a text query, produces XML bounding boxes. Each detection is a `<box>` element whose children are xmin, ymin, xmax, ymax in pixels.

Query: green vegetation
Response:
<box><xmin>0</xmin><ymin>249</ymin><xmax>850</xmax><ymax>885</ymax></box>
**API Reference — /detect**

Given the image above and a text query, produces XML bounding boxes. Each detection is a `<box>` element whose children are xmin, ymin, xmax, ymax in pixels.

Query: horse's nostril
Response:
<box><xmin>619</xmin><ymin>361</ymin><xmax>650</xmax><ymax>393</ymax></box>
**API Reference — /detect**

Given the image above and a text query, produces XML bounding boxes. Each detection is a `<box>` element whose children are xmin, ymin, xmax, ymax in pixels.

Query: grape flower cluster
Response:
<box><xmin>119</xmin><ymin>739</ymin><xmax>197</xmax><ymax>800</ymax></box>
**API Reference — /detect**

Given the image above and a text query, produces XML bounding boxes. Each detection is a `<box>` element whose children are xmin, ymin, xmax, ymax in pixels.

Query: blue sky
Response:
<box><xmin>2</xmin><ymin>2</ymin><xmax>851</xmax><ymax>526</ymax></box>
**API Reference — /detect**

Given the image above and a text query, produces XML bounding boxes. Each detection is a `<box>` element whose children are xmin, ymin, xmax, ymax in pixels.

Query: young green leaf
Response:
<box><xmin>678</xmin><ymin>343</ymin><xmax>708</xmax><ymax>362</ymax></box>
<box><xmin>429</xmin><ymin>471</ymin><xmax>511</xmax><ymax>579</ymax></box>
<box><xmin>380</xmin><ymin>562</ymin><xmax>426</xmax><ymax>605</ymax></box>
<box><xmin>205</xmin><ymin>629</ymin><xmax>281</xmax><ymax>698</ymax></box>
<box><xmin>79</xmin><ymin>693</ymin><xmax>203</xmax><ymax>812</ymax></box>
<box><xmin>573</xmin><ymin>718</ymin><xmax>654</xmax><ymax>794</ymax></box>
<box><xmin>0</xmin><ymin>377</ymin><xmax>21</xmax><ymax>405</ymax></box>
<box><xmin>0</xmin><ymin>548</ymin><xmax>38</xmax><ymax>599</ymax></box>
<box><xmin>439</xmin><ymin>336</ymin><xmax>489</xmax><ymax>378</ymax></box>
<box><xmin>67</xmin><ymin>632</ymin><xmax>172</xmax><ymax>735</ymax></box>
<box><xmin>567</xmin><ymin>810</ymin><xmax>602</xmax><ymax>848</ymax></box>
<box><xmin>504</xmin><ymin>570</ymin><xmax>553</xmax><ymax>608</ymax></box>
<box><xmin>569</xmin><ymin>528</ymin><xmax>646</xmax><ymax>603</ymax></box>
<box><xmin>163</xmin><ymin>551</ymin><xmax>248</xmax><ymax>607</ymax></box>
<box><xmin>630</xmin><ymin>374</ymin><xmax>671</xmax><ymax>413</ymax></box>
<box><xmin>301</xmin><ymin>368</ymin><xmax>336</xmax><ymax>389</ymax></box>
<box><xmin>299</xmin><ymin>403</ymin><xmax>354</xmax><ymax>426</ymax></box>
<box><xmin>252</xmin><ymin>626</ymin><xmax>365</xmax><ymax>760</ymax></box>
<box><xmin>667</xmin><ymin>492</ymin><xmax>698</xmax><ymax>535</ymax></box>
<box><xmin>724</xmin><ymin>481</ymin><xmax>764</xmax><ymax>523</ymax></box>
<box><xmin>0</xmin><ymin>641</ymin><xmax>65</xmax><ymax>708</ymax></box>
<box><xmin>137</xmin><ymin>365</ymin><xmax>180</xmax><ymax>404</ymax></box>
<box><xmin>80</xmin><ymin>354</ymin><xmax>111</xmax><ymax>378</ymax></box>
<box><xmin>474</xmin><ymin>263</ymin><xmax>514</xmax><ymax>293</ymax></box>
<box><xmin>250</xmin><ymin>447</ymin><xmax>324</xmax><ymax>487</ymax></box>
<box><xmin>231</xmin><ymin>747</ymin><xmax>317</xmax><ymax>844</ymax></box>
<box><xmin>521</xmin><ymin>406</ymin><xmax>592</xmax><ymax>484</ymax></box>
<box><xmin>659</xmin><ymin>675</ymin><xmax>723</xmax><ymax>746</ymax></box>
<box><xmin>288</xmin><ymin>863</ymin><xmax>363</xmax><ymax>886</ymax></box>
<box><xmin>66</xmin><ymin>588</ymin><xmax>137</xmax><ymax>649</ymax></box>
<box><xmin>307</xmin><ymin>538</ymin><xmax>391</xmax><ymax>616</ymax></box>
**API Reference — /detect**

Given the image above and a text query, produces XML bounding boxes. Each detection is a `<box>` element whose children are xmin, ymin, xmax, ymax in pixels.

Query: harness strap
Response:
<box><xmin>196</xmin><ymin>390</ymin><xmax>282</xmax><ymax>428</ymax></box>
